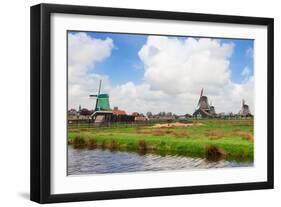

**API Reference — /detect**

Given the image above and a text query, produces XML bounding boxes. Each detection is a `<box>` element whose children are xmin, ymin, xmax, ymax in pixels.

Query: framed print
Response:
<box><xmin>30</xmin><ymin>3</ymin><xmax>274</xmax><ymax>203</ymax></box>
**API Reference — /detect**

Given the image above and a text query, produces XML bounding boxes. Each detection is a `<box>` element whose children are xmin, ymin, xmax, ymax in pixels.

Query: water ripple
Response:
<box><xmin>67</xmin><ymin>146</ymin><xmax>253</xmax><ymax>175</ymax></box>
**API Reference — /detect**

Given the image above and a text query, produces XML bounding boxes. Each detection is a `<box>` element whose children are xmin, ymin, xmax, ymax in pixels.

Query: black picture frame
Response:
<box><xmin>30</xmin><ymin>3</ymin><xmax>274</xmax><ymax>204</ymax></box>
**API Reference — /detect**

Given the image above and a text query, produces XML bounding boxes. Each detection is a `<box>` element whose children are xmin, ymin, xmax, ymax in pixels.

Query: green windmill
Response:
<box><xmin>89</xmin><ymin>80</ymin><xmax>111</xmax><ymax>111</ymax></box>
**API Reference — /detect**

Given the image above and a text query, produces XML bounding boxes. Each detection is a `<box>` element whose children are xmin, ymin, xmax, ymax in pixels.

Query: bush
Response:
<box><xmin>73</xmin><ymin>135</ymin><xmax>86</xmax><ymax>149</ymax></box>
<box><xmin>109</xmin><ymin>140</ymin><xmax>118</xmax><ymax>151</ymax></box>
<box><xmin>205</xmin><ymin>145</ymin><xmax>226</xmax><ymax>161</ymax></box>
<box><xmin>100</xmin><ymin>140</ymin><xmax>106</xmax><ymax>150</ymax></box>
<box><xmin>138</xmin><ymin>140</ymin><xmax>147</xmax><ymax>155</ymax></box>
<box><xmin>87</xmin><ymin>139</ymin><xmax>97</xmax><ymax>150</ymax></box>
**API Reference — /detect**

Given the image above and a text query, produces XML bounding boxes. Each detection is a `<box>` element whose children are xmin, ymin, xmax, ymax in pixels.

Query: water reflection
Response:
<box><xmin>67</xmin><ymin>146</ymin><xmax>253</xmax><ymax>175</ymax></box>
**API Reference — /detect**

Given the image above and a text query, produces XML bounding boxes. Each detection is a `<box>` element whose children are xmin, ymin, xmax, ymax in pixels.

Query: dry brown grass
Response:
<box><xmin>206</xmin><ymin>130</ymin><xmax>253</xmax><ymax>142</ymax></box>
<box><xmin>139</xmin><ymin>129</ymin><xmax>165</xmax><ymax>136</ymax></box>
<box><xmin>172</xmin><ymin>131</ymin><xmax>190</xmax><ymax>138</ymax></box>
<box><xmin>151</xmin><ymin>122</ymin><xmax>193</xmax><ymax>128</ymax></box>
<box><xmin>80</xmin><ymin>128</ymin><xmax>91</xmax><ymax>132</ymax></box>
<box><xmin>151</xmin><ymin>130</ymin><xmax>166</xmax><ymax>136</ymax></box>
<box><xmin>68</xmin><ymin>129</ymin><xmax>80</xmax><ymax>133</ymax></box>
<box><xmin>216</xmin><ymin>120</ymin><xmax>253</xmax><ymax>126</ymax></box>
<box><xmin>164</xmin><ymin>130</ymin><xmax>173</xmax><ymax>134</ymax></box>
<box><xmin>234</xmin><ymin>131</ymin><xmax>254</xmax><ymax>141</ymax></box>
<box><xmin>206</xmin><ymin>130</ymin><xmax>227</xmax><ymax>138</ymax></box>
<box><xmin>68</xmin><ymin>128</ymin><xmax>92</xmax><ymax>133</ymax></box>
<box><xmin>138</xmin><ymin>129</ymin><xmax>189</xmax><ymax>138</ymax></box>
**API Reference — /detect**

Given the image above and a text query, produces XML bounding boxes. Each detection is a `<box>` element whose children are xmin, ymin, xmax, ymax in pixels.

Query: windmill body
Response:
<box><xmin>89</xmin><ymin>80</ymin><xmax>112</xmax><ymax>124</ymax></box>
<box><xmin>89</xmin><ymin>80</ymin><xmax>111</xmax><ymax>111</ymax></box>
<box><xmin>91</xmin><ymin>93</ymin><xmax>110</xmax><ymax>111</ymax></box>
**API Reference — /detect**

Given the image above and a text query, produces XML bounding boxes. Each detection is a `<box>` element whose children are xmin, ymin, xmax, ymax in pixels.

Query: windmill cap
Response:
<box><xmin>98</xmin><ymin>94</ymin><xmax>109</xmax><ymax>98</ymax></box>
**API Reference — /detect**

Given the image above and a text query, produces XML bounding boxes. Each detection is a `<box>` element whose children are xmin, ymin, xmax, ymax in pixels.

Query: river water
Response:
<box><xmin>68</xmin><ymin>146</ymin><xmax>253</xmax><ymax>175</ymax></box>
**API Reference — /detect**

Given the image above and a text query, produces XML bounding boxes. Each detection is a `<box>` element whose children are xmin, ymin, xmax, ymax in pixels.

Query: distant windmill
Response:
<box><xmin>193</xmin><ymin>88</ymin><xmax>215</xmax><ymax>118</ymax></box>
<box><xmin>89</xmin><ymin>80</ymin><xmax>111</xmax><ymax>111</ymax></box>
<box><xmin>239</xmin><ymin>99</ymin><xmax>251</xmax><ymax>116</ymax></box>
<box><xmin>197</xmin><ymin>88</ymin><xmax>210</xmax><ymax>110</ymax></box>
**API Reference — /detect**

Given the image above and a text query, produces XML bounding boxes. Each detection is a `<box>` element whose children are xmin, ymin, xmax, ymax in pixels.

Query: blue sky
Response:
<box><xmin>69</xmin><ymin>31</ymin><xmax>253</xmax><ymax>86</ymax></box>
<box><xmin>222</xmin><ymin>39</ymin><xmax>254</xmax><ymax>83</ymax></box>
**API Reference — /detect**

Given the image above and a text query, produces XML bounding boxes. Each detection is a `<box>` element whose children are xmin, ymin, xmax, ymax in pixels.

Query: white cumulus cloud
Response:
<box><xmin>68</xmin><ymin>32</ymin><xmax>114</xmax><ymax>109</ymax></box>
<box><xmin>139</xmin><ymin>36</ymin><xmax>233</xmax><ymax>95</ymax></box>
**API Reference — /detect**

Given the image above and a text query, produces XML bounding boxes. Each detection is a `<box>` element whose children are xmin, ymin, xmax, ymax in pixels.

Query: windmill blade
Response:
<box><xmin>98</xmin><ymin>80</ymin><xmax>102</xmax><ymax>95</ymax></box>
<box><xmin>89</xmin><ymin>94</ymin><xmax>98</xmax><ymax>98</ymax></box>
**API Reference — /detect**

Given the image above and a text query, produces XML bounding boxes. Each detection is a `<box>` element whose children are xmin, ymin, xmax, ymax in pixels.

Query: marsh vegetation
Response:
<box><xmin>68</xmin><ymin>119</ymin><xmax>254</xmax><ymax>162</ymax></box>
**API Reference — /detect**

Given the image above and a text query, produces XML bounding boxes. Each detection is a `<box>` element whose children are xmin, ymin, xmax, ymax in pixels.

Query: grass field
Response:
<box><xmin>68</xmin><ymin>119</ymin><xmax>254</xmax><ymax>162</ymax></box>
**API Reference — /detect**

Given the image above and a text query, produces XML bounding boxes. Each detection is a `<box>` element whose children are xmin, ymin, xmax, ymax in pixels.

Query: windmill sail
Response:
<box><xmin>98</xmin><ymin>79</ymin><xmax>102</xmax><ymax>95</ymax></box>
<box><xmin>200</xmin><ymin>88</ymin><xmax>203</xmax><ymax>97</ymax></box>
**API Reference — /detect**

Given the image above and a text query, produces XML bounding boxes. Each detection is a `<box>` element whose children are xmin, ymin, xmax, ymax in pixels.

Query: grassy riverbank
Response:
<box><xmin>68</xmin><ymin>119</ymin><xmax>254</xmax><ymax>162</ymax></box>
